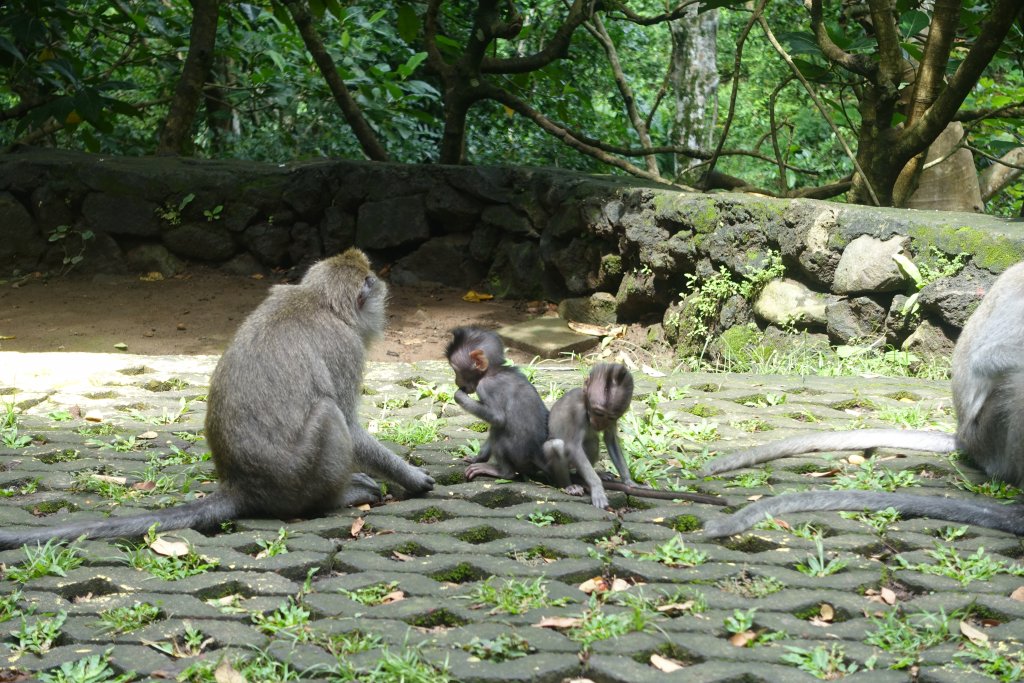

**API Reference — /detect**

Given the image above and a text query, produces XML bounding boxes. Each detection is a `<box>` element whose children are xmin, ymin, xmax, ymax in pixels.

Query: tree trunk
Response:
<box><xmin>669</xmin><ymin>7</ymin><xmax>718</xmax><ymax>179</ymax></box>
<box><xmin>157</xmin><ymin>0</ymin><xmax>220</xmax><ymax>156</ymax></box>
<box><xmin>980</xmin><ymin>147</ymin><xmax>1024</xmax><ymax>203</ymax></box>
<box><xmin>905</xmin><ymin>122</ymin><xmax>983</xmax><ymax>212</ymax></box>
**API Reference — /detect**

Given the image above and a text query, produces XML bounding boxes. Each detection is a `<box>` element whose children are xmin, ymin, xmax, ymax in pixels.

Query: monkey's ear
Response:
<box><xmin>469</xmin><ymin>349</ymin><xmax>489</xmax><ymax>372</ymax></box>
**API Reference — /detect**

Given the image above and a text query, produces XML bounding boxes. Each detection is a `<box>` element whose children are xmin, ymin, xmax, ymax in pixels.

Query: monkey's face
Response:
<box><xmin>451</xmin><ymin>362</ymin><xmax>482</xmax><ymax>393</ymax></box>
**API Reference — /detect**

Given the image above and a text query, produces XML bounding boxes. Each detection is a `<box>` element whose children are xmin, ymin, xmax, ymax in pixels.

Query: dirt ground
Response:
<box><xmin>0</xmin><ymin>267</ymin><xmax>546</xmax><ymax>363</ymax></box>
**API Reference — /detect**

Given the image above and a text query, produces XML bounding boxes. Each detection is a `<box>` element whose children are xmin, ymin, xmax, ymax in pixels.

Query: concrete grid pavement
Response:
<box><xmin>0</xmin><ymin>352</ymin><xmax>1021</xmax><ymax>682</ymax></box>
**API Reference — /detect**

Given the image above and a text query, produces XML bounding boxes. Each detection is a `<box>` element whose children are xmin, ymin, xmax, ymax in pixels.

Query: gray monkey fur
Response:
<box><xmin>446</xmin><ymin>327</ymin><xmax>549</xmax><ymax>480</ymax></box>
<box><xmin>703</xmin><ymin>260</ymin><xmax>1024</xmax><ymax>537</ymax></box>
<box><xmin>545</xmin><ymin>363</ymin><xmax>726</xmax><ymax>508</ymax></box>
<box><xmin>0</xmin><ymin>248</ymin><xmax>434</xmax><ymax>550</ymax></box>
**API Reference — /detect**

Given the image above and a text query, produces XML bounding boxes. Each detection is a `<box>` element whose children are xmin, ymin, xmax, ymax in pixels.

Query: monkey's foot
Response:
<box><xmin>465</xmin><ymin>463</ymin><xmax>514</xmax><ymax>480</ymax></box>
<box><xmin>341</xmin><ymin>473</ymin><xmax>384</xmax><ymax>507</ymax></box>
<box><xmin>563</xmin><ymin>484</ymin><xmax>585</xmax><ymax>496</ymax></box>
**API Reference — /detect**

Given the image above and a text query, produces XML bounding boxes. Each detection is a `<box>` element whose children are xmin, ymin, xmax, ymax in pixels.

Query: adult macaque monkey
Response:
<box><xmin>0</xmin><ymin>249</ymin><xmax>434</xmax><ymax>550</ymax></box>
<box><xmin>546</xmin><ymin>363</ymin><xmax>725</xmax><ymax>508</ymax></box>
<box><xmin>702</xmin><ymin>261</ymin><xmax>1024</xmax><ymax>537</ymax></box>
<box><xmin>446</xmin><ymin>327</ymin><xmax>549</xmax><ymax>480</ymax></box>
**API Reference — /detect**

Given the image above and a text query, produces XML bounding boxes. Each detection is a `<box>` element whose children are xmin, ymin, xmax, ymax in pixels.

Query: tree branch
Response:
<box><xmin>480</xmin><ymin>0</ymin><xmax>593</xmax><ymax>74</ymax></box>
<box><xmin>584</xmin><ymin>13</ymin><xmax>658</xmax><ymax>174</ymax></box>
<box><xmin>895</xmin><ymin>0</ymin><xmax>1023</xmax><ymax>162</ymax></box>
<box><xmin>281</xmin><ymin>0</ymin><xmax>388</xmax><ymax>161</ymax></box>
<box><xmin>758</xmin><ymin>13</ymin><xmax>879</xmax><ymax>204</ymax></box>
<box><xmin>804</xmin><ymin>0</ymin><xmax>873</xmax><ymax>76</ymax></box>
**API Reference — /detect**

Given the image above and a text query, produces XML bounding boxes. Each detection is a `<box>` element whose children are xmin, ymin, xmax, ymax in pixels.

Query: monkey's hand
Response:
<box><xmin>589</xmin><ymin>488</ymin><xmax>610</xmax><ymax>510</ymax></box>
<box><xmin>402</xmin><ymin>467</ymin><xmax>435</xmax><ymax>494</ymax></box>
<box><xmin>564</xmin><ymin>484</ymin><xmax>585</xmax><ymax>496</ymax></box>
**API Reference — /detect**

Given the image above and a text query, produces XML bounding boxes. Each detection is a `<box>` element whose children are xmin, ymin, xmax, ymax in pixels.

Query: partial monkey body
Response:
<box><xmin>703</xmin><ymin>261</ymin><xmax>1024</xmax><ymax>537</ymax></box>
<box><xmin>0</xmin><ymin>249</ymin><xmax>434</xmax><ymax>549</ymax></box>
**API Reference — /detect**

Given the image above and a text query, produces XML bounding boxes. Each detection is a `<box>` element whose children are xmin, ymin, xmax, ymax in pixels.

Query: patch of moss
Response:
<box><xmin>907</xmin><ymin>223</ymin><xmax>1024</xmax><ymax>272</ymax></box>
<box><xmin>455</xmin><ymin>526</ymin><xmax>508</xmax><ymax>545</ymax></box>
<box><xmin>411</xmin><ymin>506</ymin><xmax>453</xmax><ymax>523</ymax></box>
<box><xmin>405</xmin><ymin>608</ymin><xmax>468</xmax><ymax>629</ymax></box>
<box><xmin>666</xmin><ymin>515</ymin><xmax>701</xmax><ymax>533</ymax></box>
<box><xmin>687</xmin><ymin>403</ymin><xmax>720</xmax><ymax>418</ymax></box>
<box><xmin>429</xmin><ymin>562</ymin><xmax>487</xmax><ymax>584</ymax></box>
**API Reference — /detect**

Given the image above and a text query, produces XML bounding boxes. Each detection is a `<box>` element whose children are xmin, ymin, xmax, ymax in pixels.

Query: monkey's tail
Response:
<box><xmin>700</xmin><ymin>429</ymin><xmax>958</xmax><ymax>476</ymax></box>
<box><xmin>703</xmin><ymin>490</ymin><xmax>1024</xmax><ymax>538</ymax></box>
<box><xmin>0</xmin><ymin>493</ymin><xmax>241</xmax><ymax>550</ymax></box>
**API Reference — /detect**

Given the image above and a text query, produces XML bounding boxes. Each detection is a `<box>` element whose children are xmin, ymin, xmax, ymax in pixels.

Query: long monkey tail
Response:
<box><xmin>700</xmin><ymin>429</ymin><xmax>958</xmax><ymax>476</ymax></box>
<box><xmin>703</xmin><ymin>490</ymin><xmax>1024</xmax><ymax>538</ymax></box>
<box><xmin>0</xmin><ymin>493</ymin><xmax>241</xmax><ymax>550</ymax></box>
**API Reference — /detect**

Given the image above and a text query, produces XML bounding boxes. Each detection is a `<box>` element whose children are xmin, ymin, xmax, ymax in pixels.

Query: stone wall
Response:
<box><xmin>3</xmin><ymin>148</ymin><xmax>1023</xmax><ymax>355</ymax></box>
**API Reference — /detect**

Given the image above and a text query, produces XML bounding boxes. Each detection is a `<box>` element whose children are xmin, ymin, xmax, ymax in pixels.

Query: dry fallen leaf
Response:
<box><xmin>746</xmin><ymin>494</ymin><xmax>764</xmax><ymax>502</ymax></box>
<box><xmin>391</xmin><ymin>551</ymin><xmax>415</xmax><ymax>562</ymax></box>
<box><xmin>880</xmin><ymin>587</ymin><xmax>897</xmax><ymax>605</ymax></box>
<box><xmin>567</xmin><ymin>321</ymin><xmax>613</xmax><ymax>337</ymax></box>
<box><xmin>535</xmin><ymin>616</ymin><xmax>583</xmax><ymax>630</ymax></box>
<box><xmin>149</xmin><ymin>536</ymin><xmax>191</xmax><ymax>558</ymax></box>
<box><xmin>610</xmin><ymin>578</ymin><xmax>630</xmax><ymax>593</ymax></box>
<box><xmin>84</xmin><ymin>410</ymin><xmax>104</xmax><ymax>423</ymax></box>
<box><xmin>137</xmin><ymin>431</ymin><xmax>159</xmax><ymax>440</ymax></box>
<box><xmin>381</xmin><ymin>590</ymin><xmax>405</xmax><ymax>604</ymax></box>
<box><xmin>92</xmin><ymin>474</ymin><xmax>127</xmax><ymax>485</ymax></box>
<box><xmin>350</xmin><ymin>517</ymin><xmax>366</xmax><ymax>537</ymax></box>
<box><xmin>820</xmin><ymin>603</ymin><xmax>835</xmax><ymax>621</ymax></box>
<box><xmin>578</xmin><ymin>577</ymin><xmax>609</xmax><ymax>594</ymax></box>
<box><xmin>650</xmin><ymin>653</ymin><xmax>684</xmax><ymax>672</ymax></box>
<box><xmin>131</xmin><ymin>481</ymin><xmax>157</xmax><ymax>492</ymax></box>
<box><xmin>656</xmin><ymin>601</ymin><xmax>694</xmax><ymax>615</ymax></box>
<box><xmin>462</xmin><ymin>290</ymin><xmax>494</xmax><ymax>303</ymax></box>
<box><xmin>847</xmin><ymin>454</ymin><xmax>866</xmax><ymax>465</ymax></box>
<box><xmin>140</xmin><ymin>272</ymin><xmax>164</xmax><ymax>282</ymax></box>
<box><xmin>641</xmin><ymin>364</ymin><xmax>666</xmax><ymax>378</ymax></box>
<box><xmin>959</xmin><ymin>621</ymin><xmax>989</xmax><ymax>645</ymax></box>
<box><xmin>214</xmin><ymin>659</ymin><xmax>246</xmax><ymax>683</ymax></box>
<box><xmin>808</xmin><ymin>468</ymin><xmax>841</xmax><ymax>478</ymax></box>
<box><xmin>729</xmin><ymin>631</ymin><xmax>757</xmax><ymax>647</ymax></box>
<box><xmin>1010</xmin><ymin>586</ymin><xmax>1024</xmax><ymax>601</ymax></box>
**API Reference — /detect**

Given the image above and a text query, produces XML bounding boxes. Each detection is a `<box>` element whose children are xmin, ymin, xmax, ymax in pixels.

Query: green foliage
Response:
<box><xmin>6</xmin><ymin>539</ymin><xmax>84</xmax><ymax>583</ymax></box>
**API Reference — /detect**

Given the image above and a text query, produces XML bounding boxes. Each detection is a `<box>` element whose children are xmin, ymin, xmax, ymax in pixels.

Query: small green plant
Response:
<box><xmin>830</xmin><ymin>457</ymin><xmax>918</xmax><ymax>492</ymax></box>
<box><xmin>896</xmin><ymin>543</ymin><xmax>1024</xmax><ymax>586</ymax></box>
<box><xmin>11</xmin><ymin>611</ymin><xmax>67</xmax><ymax>655</ymax></box>
<box><xmin>339</xmin><ymin>581</ymin><xmax>400</xmax><ymax>606</ymax></box>
<box><xmin>121</xmin><ymin>531</ymin><xmax>218</xmax><ymax>581</ymax></box>
<box><xmin>795</xmin><ymin>539</ymin><xmax>848</xmax><ymax>577</ymax></box>
<box><xmin>47</xmin><ymin>224</ymin><xmax>95</xmax><ymax>274</ymax></box>
<box><xmin>780</xmin><ymin>644</ymin><xmax>865</xmax><ymax>679</ymax></box>
<box><xmin>715</xmin><ymin>572</ymin><xmax>785</xmax><ymax>598</ymax></box>
<box><xmin>37</xmin><ymin>650</ymin><xmax>134</xmax><ymax>683</ymax></box>
<box><xmin>462</xmin><ymin>633</ymin><xmax>535</xmax><ymax>662</ymax></box>
<box><xmin>526</xmin><ymin>510</ymin><xmax>556</xmax><ymax>527</ymax></box>
<box><xmin>894</xmin><ymin>248</ymin><xmax>968</xmax><ymax>317</ymax></box>
<box><xmin>203</xmin><ymin>204</ymin><xmax>223</xmax><ymax>221</ymax></box>
<box><xmin>724</xmin><ymin>607</ymin><xmax>755</xmax><ymax>633</ymax></box>
<box><xmin>864</xmin><ymin>608</ymin><xmax>957</xmax><ymax>669</ymax></box>
<box><xmin>1</xmin><ymin>402</ymin><xmax>31</xmax><ymax>448</ymax></box>
<box><xmin>0</xmin><ymin>589</ymin><xmax>25</xmax><ymax>622</ymax></box>
<box><xmin>954</xmin><ymin>640</ymin><xmax>1024</xmax><ymax>681</ymax></box>
<box><xmin>6</xmin><ymin>539</ymin><xmax>84</xmax><ymax>583</ymax></box>
<box><xmin>840</xmin><ymin>507</ymin><xmax>901</xmax><ymax>535</ymax></box>
<box><xmin>47</xmin><ymin>410</ymin><xmax>74</xmax><ymax>422</ymax></box>
<box><xmin>96</xmin><ymin>601</ymin><xmax>161</xmax><ymax>634</ymax></box>
<box><xmin>156</xmin><ymin>193</ymin><xmax>195</xmax><ymax>225</ymax></box>
<box><xmin>636</xmin><ymin>536</ymin><xmax>708</xmax><ymax>567</ymax></box>
<box><xmin>251</xmin><ymin>598</ymin><xmax>313</xmax><ymax>641</ymax></box>
<box><xmin>724</xmin><ymin>469</ymin><xmax>771</xmax><ymax>488</ymax></box>
<box><xmin>466</xmin><ymin>576</ymin><xmax>569</xmax><ymax>615</ymax></box>
<box><xmin>451</xmin><ymin>439</ymin><xmax>482</xmax><ymax>459</ymax></box>
<box><xmin>254</xmin><ymin>527</ymin><xmax>291</xmax><ymax>558</ymax></box>
<box><xmin>679</xmin><ymin>419</ymin><xmax>719</xmax><ymax>443</ymax></box>
<box><xmin>374</xmin><ymin>419</ymin><xmax>440</xmax><ymax>446</ymax></box>
<box><xmin>149</xmin><ymin>622</ymin><xmax>213</xmax><ymax>658</ymax></box>
<box><xmin>567</xmin><ymin>597</ymin><xmax>653</xmax><ymax>651</ymax></box>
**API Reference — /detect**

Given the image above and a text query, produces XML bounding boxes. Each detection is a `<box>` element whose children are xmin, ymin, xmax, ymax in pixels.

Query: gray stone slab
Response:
<box><xmin>497</xmin><ymin>316</ymin><xmax>599</xmax><ymax>358</ymax></box>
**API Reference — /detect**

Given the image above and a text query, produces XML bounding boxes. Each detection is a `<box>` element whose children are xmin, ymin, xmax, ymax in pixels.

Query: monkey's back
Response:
<box><xmin>205</xmin><ymin>284</ymin><xmax>365</xmax><ymax>507</ymax></box>
<box><xmin>482</xmin><ymin>367</ymin><xmax>549</xmax><ymax>472</ymax></box>
<box><xmin>951</xmin><ymin>260</ymin><xmax>1024</xmax><ymax>486</ymax></box>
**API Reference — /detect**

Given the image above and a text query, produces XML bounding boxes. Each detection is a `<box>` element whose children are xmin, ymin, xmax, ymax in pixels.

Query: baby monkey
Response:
<box><xmin>545</xmin><ymin>363</ymin><xmax>724</xmax><ymax>509</ymax></box>
<box><xmin>446</xmin><ymin>327</ymin><xmax>549</xmax><ymax>481</ymax></box>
